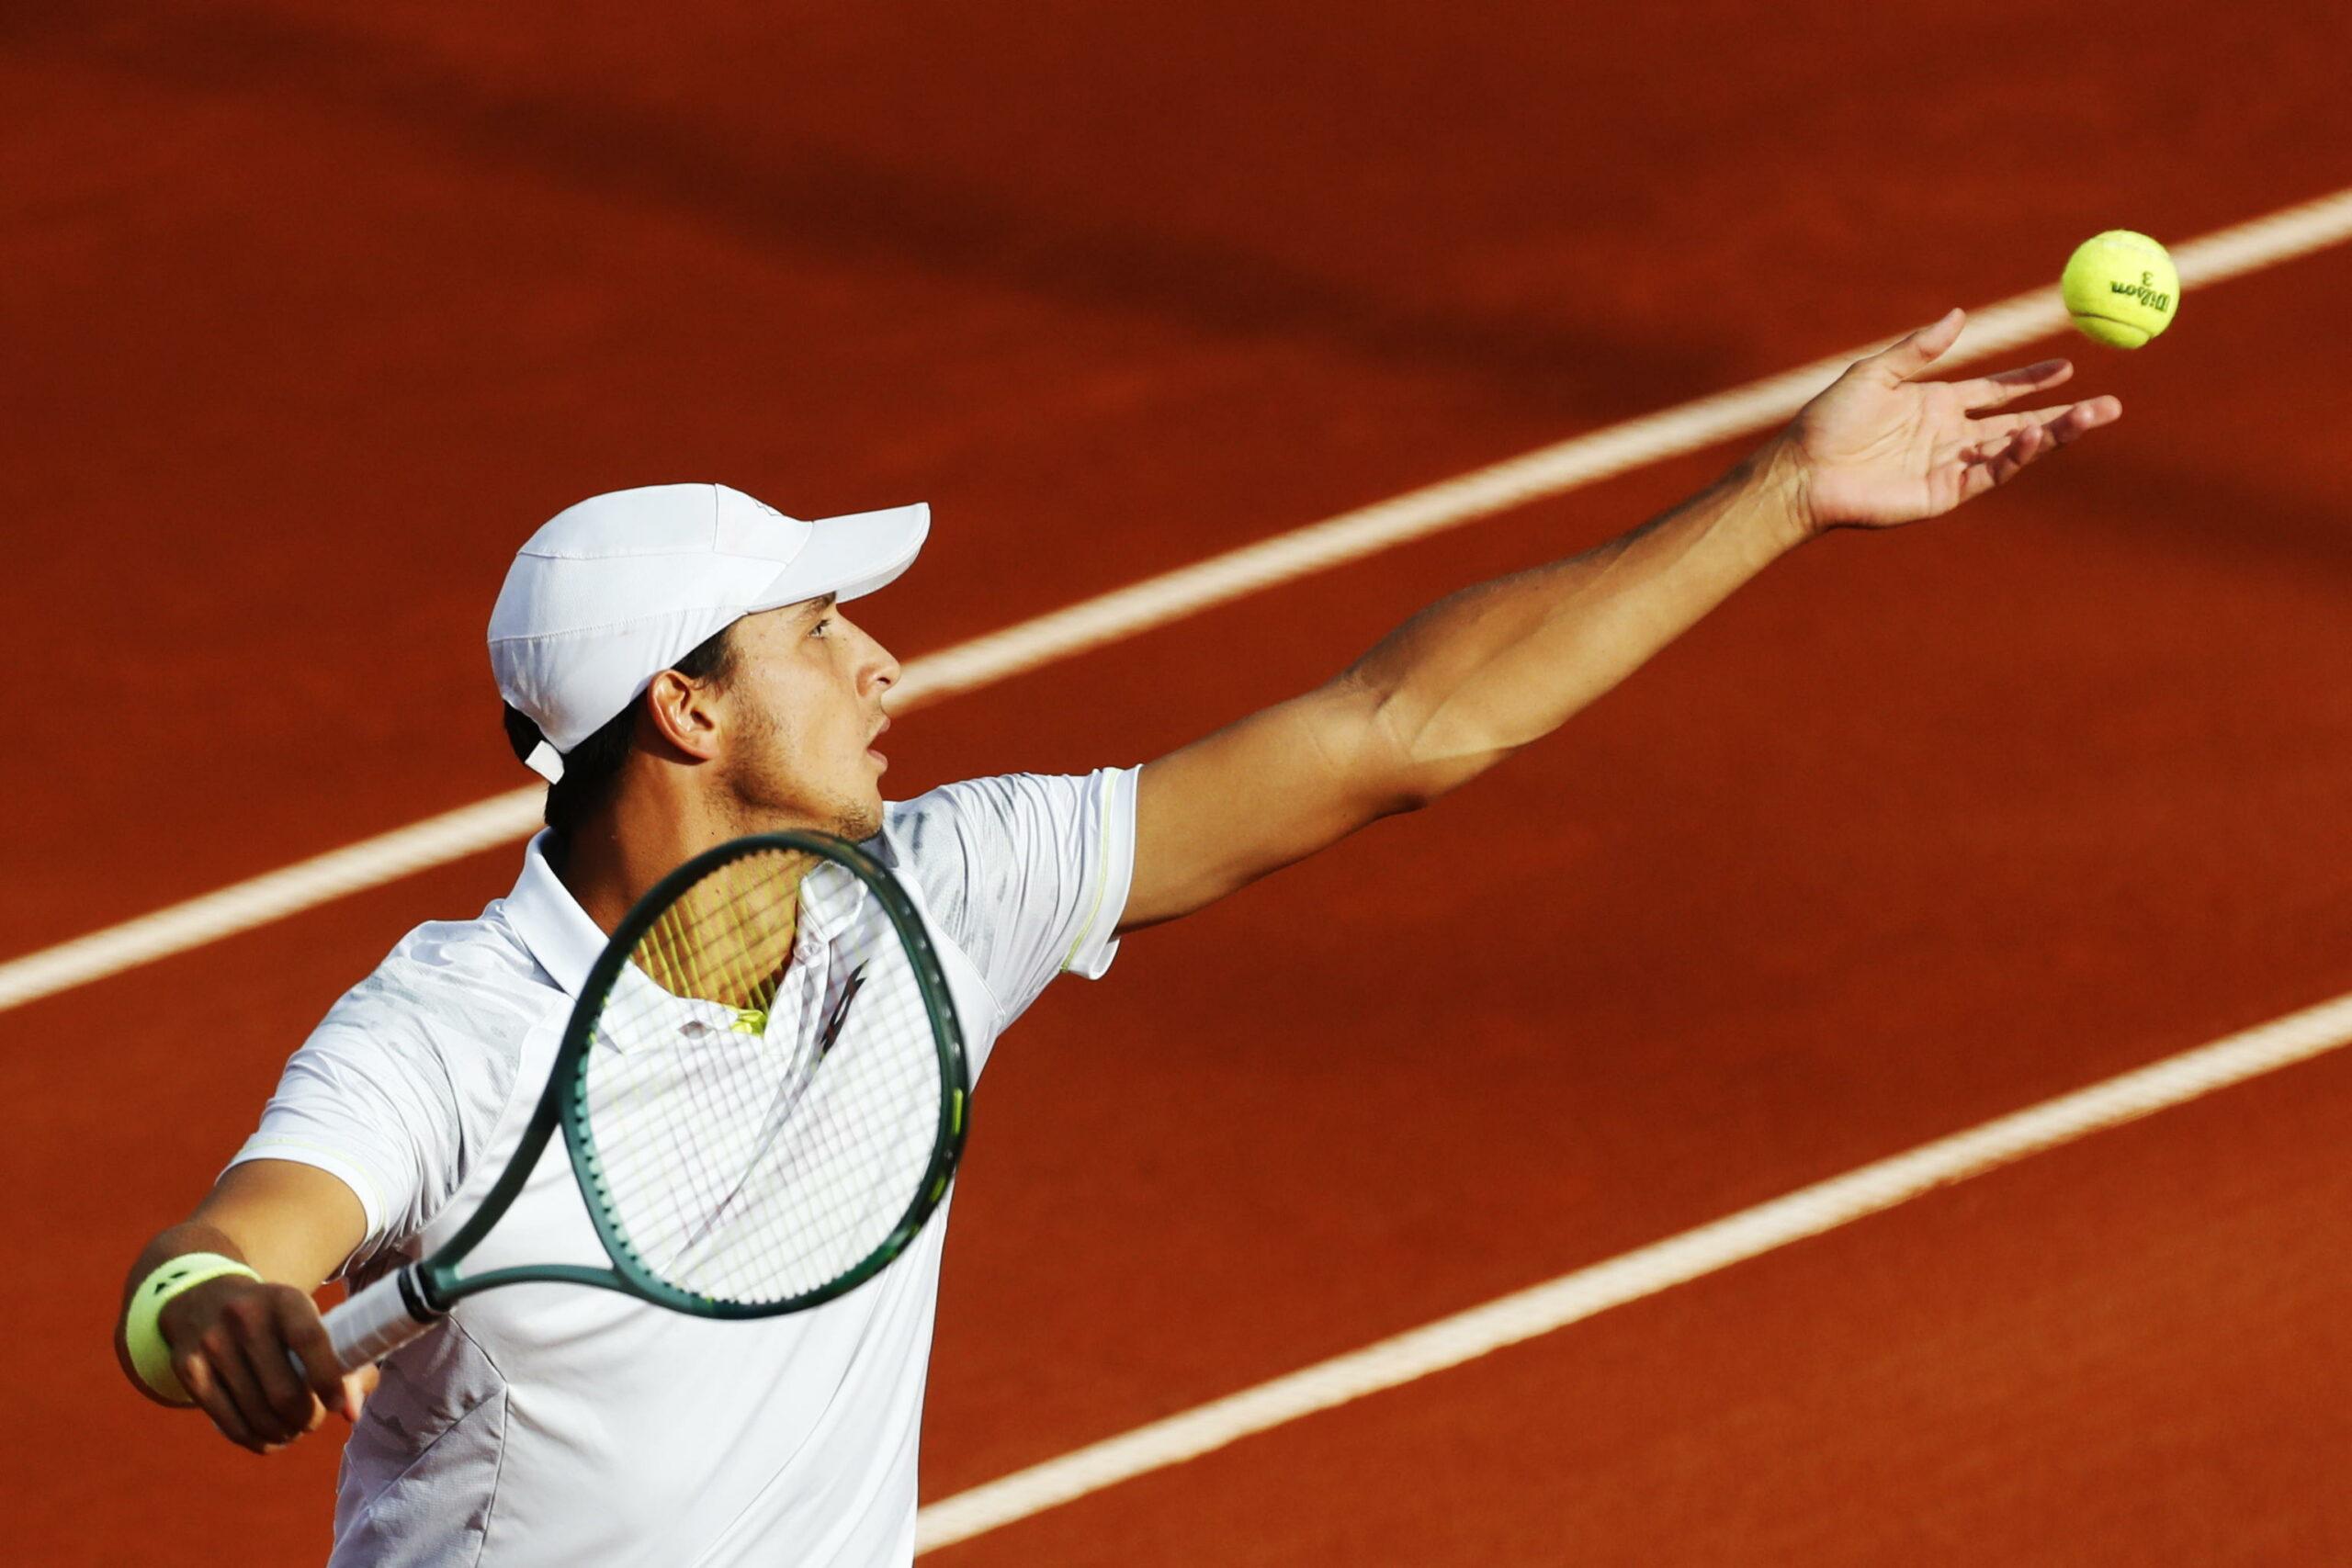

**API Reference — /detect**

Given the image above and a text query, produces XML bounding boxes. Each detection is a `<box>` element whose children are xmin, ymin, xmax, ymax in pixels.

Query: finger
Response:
<box><xmin>1951</xmin><ymin>357</ymin><xmax>2074</xmax><ymax>412</ymax></box>
<box><xmin>340</xmin><ymin>1365</ymin><xmax>379</xmax><ymax>1423</ymax></box>
<box><xmin>1966</xmin><ymin>395</ymin><xmax>2123</xmax><ymax>450</ymax></box>
<box><xmin>2054</xmin><ymin>393</ymin><xmax>2124</xmax><ymax>436</ymax></box>
<box><xmin>177</xmin><ymin>1349</ymin><xmax>266</xmax><ymax>1452</ymax></box>
<box><xmin>1956</xmin><ymin>419</ymin><xmax>2050</xmax><ymax>502</ymax></box>
<box><xmin>1870</xmin><ymin>307</ymin><xmax>1965</xmax><ymax>383</ymax></box>
<box><xmin>189</xmin><ymin>1335</ymin><xmax>278</xmax><ymax>1452</ymax></box>
<box><xmin>276</xmin><ymin>1290</ymin><xmax>352</xmax><ymax>1418</ymax></box>
<box><xmin>1951</xmin><ymin>441</ymin><xmax>2013</xmax><ymax>506</ymax></box>
<box><xmin>232</xmin><ymin>1299</ymin><xmax>325</xmax><ymax>1441</ymax></box>
<box><xmin>225</xmin><ymin>1336</ymin><xmax>309</xmax><ymax>1447</ymax></box>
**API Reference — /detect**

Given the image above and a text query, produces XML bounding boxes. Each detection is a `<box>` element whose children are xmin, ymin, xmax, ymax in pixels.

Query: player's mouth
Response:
<box><xmin>866</xmin><ymin>716</ymin><xmax>890</xmax><ymax>771</ymax></box>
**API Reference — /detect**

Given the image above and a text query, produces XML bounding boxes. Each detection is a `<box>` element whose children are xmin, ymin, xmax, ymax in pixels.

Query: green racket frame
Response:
<box><xmin>322</xmin><ymin>830</ymin><xmax>969</xmax><ymax>1369</ymax></box>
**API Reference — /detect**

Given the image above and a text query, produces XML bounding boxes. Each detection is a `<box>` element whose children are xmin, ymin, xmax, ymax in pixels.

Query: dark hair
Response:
<box><xmin>503</xmin><ymin>623</ymin><xmax>739</xmax><ymax>839</ymax></box>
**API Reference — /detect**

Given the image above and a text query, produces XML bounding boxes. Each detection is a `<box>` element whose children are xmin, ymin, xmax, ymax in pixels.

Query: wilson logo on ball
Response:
<box><xmin>2108</xmin><ymin>273</ymin><xmax>2173</xmax><ymax>313</ymax></box>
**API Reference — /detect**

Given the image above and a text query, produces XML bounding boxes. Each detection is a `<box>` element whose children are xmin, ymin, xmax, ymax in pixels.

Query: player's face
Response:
<box><xmin>709</xmin><ymin>597</ymin><xmax>900</xmax><ymax>840</ymax></box>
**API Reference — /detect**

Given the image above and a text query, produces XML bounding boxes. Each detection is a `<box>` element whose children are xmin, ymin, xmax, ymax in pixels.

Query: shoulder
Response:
<box><xmin>243</xmin><ymin>905</ymin><xmax>565</xmax><ymax>1258</ymax></box>
<box><xmin>876</xmin><ymin>779</ymin><xmax>989</xmax><ymax>941</ymax></box>
<box><xmin>883</xmin><ymin>771</ymin><xmax>1131</xmax><ymax>853</ymax></box>
<box><xmin>874</xmin><ymin>768</ymin><xmax>1138</xmax><ymax>1014</ymax></box>
<box><xmin>878</xmin><ymin>772</ymin><xmax>1114</xmax><ymax>923</ymax></box>
<box><xmin>302</xmin><ymin>908</ymin><xmax>556</xmax><ymax>1094</ymax></box>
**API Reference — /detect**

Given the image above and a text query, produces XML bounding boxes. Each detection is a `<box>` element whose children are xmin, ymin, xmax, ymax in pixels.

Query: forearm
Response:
<box><xmin>126</xmin><ymin>1201</ymin><xmax>349</xmax><ymax>1298</ymax></box>
<box><xmin>117</xmin><ymin>1163</ymin><xmax>369</xmax><ymax>1430</ymax></box>
<box><xmin>118</xmin><ymin>1163</ymin><xmax>365</xmax><ymax>1360</ymax></box>
<box><xmin>1353</xmin><ymin>441</ymin><xmax>1811</xmax><ymax>802</ymax></box>
<box><xmin>124</xmin><ymin>1223</ymin><xmax>247</xmax><ymax>1298</ymax></box>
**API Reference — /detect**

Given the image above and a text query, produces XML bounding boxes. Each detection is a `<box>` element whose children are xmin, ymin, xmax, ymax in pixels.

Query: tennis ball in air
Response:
<box><xmin>2061</xmin><ymin>231</ymin><xmax>2178</xmax><ymax>349</ymax></box>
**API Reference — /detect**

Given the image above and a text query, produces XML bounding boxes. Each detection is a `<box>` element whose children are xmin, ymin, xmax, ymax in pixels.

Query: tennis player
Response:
<box><xmin>117</xmin><ymin>311</ymin><xmax>2115</xmax><ymax>1566</ymax></box>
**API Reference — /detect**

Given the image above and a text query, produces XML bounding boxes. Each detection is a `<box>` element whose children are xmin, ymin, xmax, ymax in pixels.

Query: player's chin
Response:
<box><xmin>834</xmin><ymin>788</ymin><xmax>886</xmax><ymax>844</ymax></box>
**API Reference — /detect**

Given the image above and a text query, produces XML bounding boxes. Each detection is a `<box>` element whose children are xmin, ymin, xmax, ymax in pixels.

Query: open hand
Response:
<box><xmin>1784</xmin><ymin>309</ymin><xmax>2123</xmax><ymax>532</ymax></box>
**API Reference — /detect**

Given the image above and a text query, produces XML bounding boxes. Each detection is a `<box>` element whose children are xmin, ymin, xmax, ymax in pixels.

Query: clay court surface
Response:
<box><xmin>6</xmin><ymin>2</ymin><xmax>2352</xmax><ymax>1561</ymax></box>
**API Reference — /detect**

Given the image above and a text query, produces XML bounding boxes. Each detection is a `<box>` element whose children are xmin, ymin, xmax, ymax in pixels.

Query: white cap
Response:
<box><xmin>490</xmin><ymin>483</ymin><xmax>929</xmax><ymax>783</ymax></box>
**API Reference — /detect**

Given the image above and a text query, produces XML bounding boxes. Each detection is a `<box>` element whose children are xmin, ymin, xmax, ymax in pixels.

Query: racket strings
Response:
<box><xmin>580</xmin><ymin>846</ymin><xmax>951</xmax><ymax>1307</ymax></box>
<box><xmin>591</xmin><ymin>863</ymin><xmax>806</xmax><ymax>1269</ymax></box>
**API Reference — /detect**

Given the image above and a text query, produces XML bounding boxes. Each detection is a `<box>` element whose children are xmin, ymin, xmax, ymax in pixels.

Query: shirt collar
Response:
<box><xmin>502</xmin><ymin>829</ymin><xmax>876</xmax><ymax>1003</ymax></box>
<box><xmin>793</xmin><ymin>857</ymin><xmax>870</xmax><ymax>946</ymax></box>
<box><xmin>503</xmin><ymin>830</ymin><xmax>613</xmax><ymax>998</ymax></box>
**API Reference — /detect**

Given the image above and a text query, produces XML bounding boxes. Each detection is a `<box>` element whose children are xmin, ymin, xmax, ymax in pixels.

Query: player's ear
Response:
<box><xmin>641</xmin><ymin>668</ymin><xmax>724</xmax><ymax>762</ymax></box>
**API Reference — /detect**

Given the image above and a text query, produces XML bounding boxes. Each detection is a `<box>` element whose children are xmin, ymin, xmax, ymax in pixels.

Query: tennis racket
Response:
<box><xmin>305</xmin><ymin>830</ymin><xmax>969</xmax><ymax>1374</ymax></box>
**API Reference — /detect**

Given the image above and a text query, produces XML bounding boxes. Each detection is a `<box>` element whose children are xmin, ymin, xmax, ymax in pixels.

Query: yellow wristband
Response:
<box><xmin>125</xmin><ymin>1252</ymin><xmax>262</xmax><ymax>1404</ymax></box>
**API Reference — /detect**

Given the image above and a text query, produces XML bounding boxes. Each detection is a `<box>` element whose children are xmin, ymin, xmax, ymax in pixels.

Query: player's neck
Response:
<box><xmin>555</xmin><ymin>782</ymin><xmax>728</xmax><ymax>937</ymax></box>
<box><xmin>556</xmin><ymin>777</ymin><xmax>833</xmax><ymax>937</ymax></box>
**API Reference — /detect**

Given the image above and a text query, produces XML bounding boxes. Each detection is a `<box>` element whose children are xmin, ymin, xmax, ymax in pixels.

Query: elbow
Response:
<box><xmin>1353</xmin><ymin>779</ymin><xmax>1435</xmax><ymax>820</ymax></box>
<box><xmin>1378</xmin><ymin>756</ymin><xmax>1501</xmax><ymax>817</ymax></box>
<box><xmin>1334</xmin><ymin>682</ymin><xmax>1430</xmax><ymax>817</ymax></box>
<box><xmin>1360</xmin><ymin>691</ymin><xmax>1506</xmax><ymax>817</ymax></box>
<box><xmin>1385</xmin><ymin>785</ymin><xmax>1437</xmax><ymax>817</ymax></box>
<box><xmin>1375</xmin><ymin>760</ymin><xmax>1453</xmax><ymax>817</ymax></box>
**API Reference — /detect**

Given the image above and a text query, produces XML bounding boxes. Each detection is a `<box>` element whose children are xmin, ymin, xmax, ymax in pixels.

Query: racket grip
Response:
<box><xmin>309</xmin><ymin>1264</ymin><xmax>444</xmax><ymax>1375</ymax></box>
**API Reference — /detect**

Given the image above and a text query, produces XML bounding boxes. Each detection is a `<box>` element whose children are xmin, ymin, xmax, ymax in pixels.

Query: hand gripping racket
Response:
<box><xmin>308</xmin><ymin>831</ymin><xmax>969</xmax><ymax>1373</ymax></box>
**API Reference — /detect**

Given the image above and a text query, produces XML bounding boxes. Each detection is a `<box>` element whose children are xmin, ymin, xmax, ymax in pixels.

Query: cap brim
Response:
<box><xmin>750</xmin><ymin>502</ymin><xmax>929</xmax><ymax>612</ymax></box>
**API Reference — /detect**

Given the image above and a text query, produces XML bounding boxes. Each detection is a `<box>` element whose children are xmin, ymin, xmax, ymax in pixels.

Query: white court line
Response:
<box><xmin>4</xmin><ymin>185</ymin><xmax>2350</xmax><ymax>1017</ymax></box>
<box><xmin>914</xmin><ymin>987</ymin><xmax>2352</xmax><ymax>1552</ymax></box>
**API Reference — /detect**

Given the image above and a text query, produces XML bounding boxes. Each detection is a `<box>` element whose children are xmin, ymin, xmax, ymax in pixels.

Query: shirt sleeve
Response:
<box><xmin>885</xmin><ymin>766</ymin><xmax>1138</xmax><ymax>1026</ymax></box>
<box><xmin>224</xmin><ymin>955</ymin><xmax>523</xmax><ymax>1275</ymax></box>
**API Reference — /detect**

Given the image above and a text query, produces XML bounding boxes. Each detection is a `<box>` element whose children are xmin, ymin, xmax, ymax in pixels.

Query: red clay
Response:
<box><xmin>929</xmin><ymin>1042</ymin><xmax>2352</xmax><ymax>1566</ymax></box>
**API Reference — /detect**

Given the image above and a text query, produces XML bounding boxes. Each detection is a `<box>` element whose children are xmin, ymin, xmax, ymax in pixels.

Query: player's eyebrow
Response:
<box><xmin>796</xmin><ymin>593</ymin><xmax>839</xmax><ymax>622</ymax></box>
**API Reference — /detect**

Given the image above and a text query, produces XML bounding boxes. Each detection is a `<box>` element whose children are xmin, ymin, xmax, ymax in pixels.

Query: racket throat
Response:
<box><xmin>399</xmin><ymin>1261</ymin><xmax>451</xmax><ymax>1322</ymax></box>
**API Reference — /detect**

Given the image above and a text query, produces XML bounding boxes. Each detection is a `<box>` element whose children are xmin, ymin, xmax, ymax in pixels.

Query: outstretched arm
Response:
<box><xmin>1121</xmin><ymin>310</ymin><xmax>2120</xmax><ymax>930</ymax></box>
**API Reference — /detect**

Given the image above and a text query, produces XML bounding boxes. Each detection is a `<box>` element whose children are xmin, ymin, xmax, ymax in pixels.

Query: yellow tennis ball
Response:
<box><xmin>2061</xmin><ymin>230</ymin><xmax>2178</xmax><ymax>349</ymax></box>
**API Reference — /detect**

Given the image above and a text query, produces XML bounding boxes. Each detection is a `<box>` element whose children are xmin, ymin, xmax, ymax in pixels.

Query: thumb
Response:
<box><xmin>1871</xmin><ymin>307</ymin><xmax>1965</xmax><ymax>383</ymax></box>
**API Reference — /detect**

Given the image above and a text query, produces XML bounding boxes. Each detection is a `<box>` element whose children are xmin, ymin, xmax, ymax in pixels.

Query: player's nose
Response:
<box><xmin>853</xmin><ymin>622</ymin><xmax>902</xmax><ymax>694</ymax></box>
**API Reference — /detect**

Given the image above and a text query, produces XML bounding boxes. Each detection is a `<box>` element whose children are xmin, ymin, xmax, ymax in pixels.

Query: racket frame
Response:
<box><xmin>350</xmin><ymin>829</ymin><xmax>970</xmax><ymax>1342</ymax></box>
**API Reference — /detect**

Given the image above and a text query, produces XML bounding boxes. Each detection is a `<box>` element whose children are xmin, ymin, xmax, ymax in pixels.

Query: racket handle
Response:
<box><xmin>305</xmin><ymin>1263</ymin><xmax>444</xmax><ymax>1375</ymax></box>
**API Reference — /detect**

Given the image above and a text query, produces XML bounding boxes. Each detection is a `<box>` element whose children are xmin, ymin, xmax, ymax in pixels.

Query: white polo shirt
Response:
<box><xmin>231</xmin><ymin>769</ymin><xmax>1137</xmax><ymax>1568</ymax></box>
